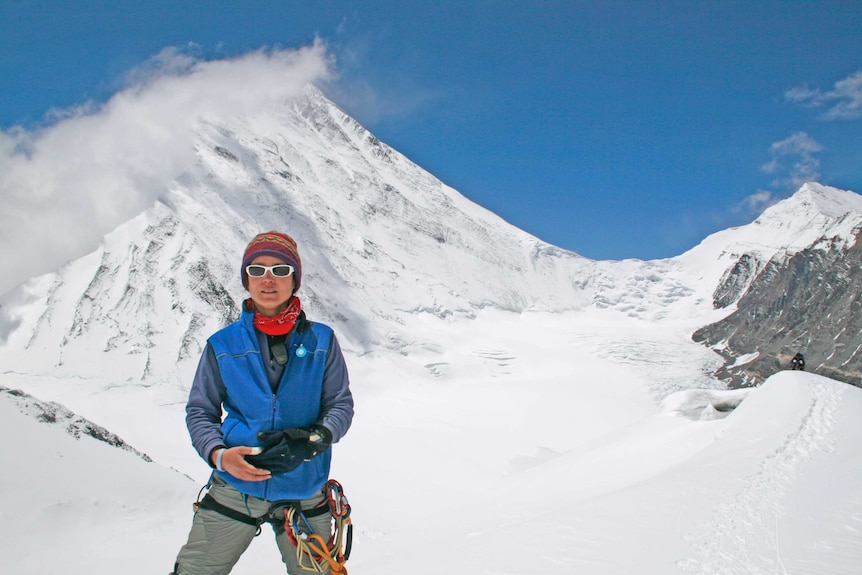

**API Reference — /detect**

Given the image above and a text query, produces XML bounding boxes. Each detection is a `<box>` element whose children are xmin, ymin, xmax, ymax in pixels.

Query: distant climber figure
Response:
<box><xmin>791</xmin><ymin>352</ymin><xmax>805</xmax><ymax>371</ymax></box>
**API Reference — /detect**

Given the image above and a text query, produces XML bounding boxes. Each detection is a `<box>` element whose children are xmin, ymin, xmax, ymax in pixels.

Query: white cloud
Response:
<box><xmin>785</xmin><ymin>69</ymin><xmax>862</xmax><ymax>120</ymax></box>
<box><xmin>734</xmin><ymin>190</ymin><xmax>777</xmax><ymax>215</ymax></box>
<box><xmin>0</xmin><ymin>41</ymin><xmax>333</xmax><ymax>295</ymax></box>
<box><xmin>761</xmin><ymin>131</ymin><xmax>823</xmax><ymax>191</ymax></box>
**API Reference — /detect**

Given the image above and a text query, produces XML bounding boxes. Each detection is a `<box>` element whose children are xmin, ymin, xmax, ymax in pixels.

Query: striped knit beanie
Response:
<box><xmin>241</xmin><ymin>231</ymin><xmax>302</xmax><ymax>292</ymax></box>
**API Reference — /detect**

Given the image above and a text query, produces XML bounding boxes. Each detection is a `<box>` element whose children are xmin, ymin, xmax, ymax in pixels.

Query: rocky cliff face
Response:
<box><xmin>693</xmin><ymin>229</ymin><xmax>862</xmax><ymax>388</ymax></box>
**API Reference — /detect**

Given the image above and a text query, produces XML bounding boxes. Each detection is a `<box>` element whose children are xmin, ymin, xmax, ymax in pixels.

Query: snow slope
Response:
<box><xmin>2</xmin><ymin>309</ymin><xmax>861</xmax><ymax>575</ymax></box>
<box><xmin>0</xmin><ymin>387</ymin><xmax>194</xmax><ymax>575</ymax></box>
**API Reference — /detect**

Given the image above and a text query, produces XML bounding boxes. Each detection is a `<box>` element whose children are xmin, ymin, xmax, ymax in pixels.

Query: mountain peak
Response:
<box><xmin>785</xmin><ymin>182</ymin><xmax>862</xmax><ymax>219</ymax></box>
<box><xmin>755</xmin><ymin>182</ymin><xmax>862</xmax><ymax>225</ymax></box>
<box><xmin>741</xmin><ymin>182</ymin><xmax>862</xmax><ymax>252</ymax></box>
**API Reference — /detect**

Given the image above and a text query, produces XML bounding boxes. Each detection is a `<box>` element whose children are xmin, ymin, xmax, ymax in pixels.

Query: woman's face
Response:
<box><xmin>246</xmin><ymin>255</ymin><xmax>295</xmax><ymax>317</ymax></box>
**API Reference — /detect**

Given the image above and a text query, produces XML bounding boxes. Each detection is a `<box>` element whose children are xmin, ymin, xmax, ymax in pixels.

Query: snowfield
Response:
<box><xmin>2</xmin><ymin>307</ymin><xmax>861</xmax><ymax>575</ymax></box>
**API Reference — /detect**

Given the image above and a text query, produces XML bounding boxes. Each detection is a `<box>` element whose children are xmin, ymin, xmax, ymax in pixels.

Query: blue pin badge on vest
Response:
<box><xmin>295</xmin><ymin>344</ymin><xmax>307</xmax><ymax>358</ymax></box>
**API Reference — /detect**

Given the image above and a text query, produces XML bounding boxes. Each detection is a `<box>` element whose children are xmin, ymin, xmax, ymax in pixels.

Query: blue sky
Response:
<box><xmin>1</xmin><ymin>0</ymin><xmax>861</xmax><ymax>260</ymax></box>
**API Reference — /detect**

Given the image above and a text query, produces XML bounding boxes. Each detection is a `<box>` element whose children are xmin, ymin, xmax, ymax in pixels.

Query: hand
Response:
<box><xmin>213</xmin><ymin>446</ymin><xmax>272</xmax><ymax>482</ymax></box>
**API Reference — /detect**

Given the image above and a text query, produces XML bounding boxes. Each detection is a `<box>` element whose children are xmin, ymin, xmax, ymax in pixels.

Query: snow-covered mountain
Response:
<box><xmin>6</xmin><ymin>88</ymin><xmax>859</xmax><ymax>389</ymax></box>
<box><xmin>686</xmin><ymin>183</ymin><xmax>862</xmax><ymax>387</ymax></box>
<box><xmin>1</xmin><ymin>87</ymin><xmax>861</xmax><ymax>574</ymax></box>
<box><xmin>0</xmin><ymin>86</ymin><xmax>701</xmax><ymax>387</ymax></box>
<box><xmin>677</xmin><ymin>182</ymin><xmax>862</xmax><ymax>305</ymax></box>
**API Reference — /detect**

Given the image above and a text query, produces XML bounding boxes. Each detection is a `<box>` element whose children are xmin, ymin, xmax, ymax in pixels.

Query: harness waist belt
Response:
<box><xmin>197</xmin><ymin>492</ymin><xmax>331</xmax><ymax>528</ymax></box>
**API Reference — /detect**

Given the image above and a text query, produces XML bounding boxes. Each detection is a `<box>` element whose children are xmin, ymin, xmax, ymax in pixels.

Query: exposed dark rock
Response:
<box><xmin>712</xmin><ymin>253</ymin><xmax>760</xmax><ymax>309</ymax></box>
<box><xmin>214</xmin><ymin>146</ymin><xmax>238</xmax><ymax>161</ymax></box>
<box><xmin>0</xmin><ymin>386</ymin><xmax>153</xmax><ymax>461</ymax></box>
<box><xmin>693</xmin><ymin>231</ymin><xmax>862</xmax><ymax>388</ymax></box>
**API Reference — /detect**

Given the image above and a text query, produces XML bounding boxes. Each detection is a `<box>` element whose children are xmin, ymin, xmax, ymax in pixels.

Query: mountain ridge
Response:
<box><xmin>0</xmin><ymin>88</ymin><xmax>859</xmax><ymax>391</ymax></box>
<box><xmin>686</xmin><ymin>182</ymin><xmax>862</xmax><ymax>387</ymax></box>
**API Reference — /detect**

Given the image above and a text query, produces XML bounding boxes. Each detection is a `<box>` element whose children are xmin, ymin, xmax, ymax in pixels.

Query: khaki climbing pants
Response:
<box><xmin>173</xmin><ymin>473</ymin><xmax>331</xmax><ymax>575</ymax></box>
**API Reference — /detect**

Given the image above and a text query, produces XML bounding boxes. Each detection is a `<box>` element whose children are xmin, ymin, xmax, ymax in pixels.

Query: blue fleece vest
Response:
<box><xmin>208</xmin><ymin>310</ymin><xmax>333</xmax><ymax>500</ymax></box>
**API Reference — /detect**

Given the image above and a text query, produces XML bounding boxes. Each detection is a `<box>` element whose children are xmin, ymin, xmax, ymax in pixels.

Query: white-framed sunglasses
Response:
<box><xmin>246</xmin><ymin>264</ymin><xmax>295</xmax><ymax>278</ymax></box>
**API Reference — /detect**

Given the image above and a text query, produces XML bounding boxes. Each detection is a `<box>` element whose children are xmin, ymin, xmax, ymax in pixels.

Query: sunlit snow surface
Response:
<box><xmin>2</xmin><ymin>307</ymin><xmax>861</xmax><ymax>575</ymax></box>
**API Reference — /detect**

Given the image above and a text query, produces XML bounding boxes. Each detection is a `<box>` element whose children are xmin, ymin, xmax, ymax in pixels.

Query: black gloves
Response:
<box><xmin>245</xmin><ymin>429</ymin><xmax>309</xmax><ymax>475</ymax></box>
<box><xmin>245</xmin><ymin>426</ymin><xmax>333</xmax><ymax>475</ymax></box>
<box><xmin>307</xmin><ymin>424</ymin><xmax>333</xmax><ymax>458</ymax></box>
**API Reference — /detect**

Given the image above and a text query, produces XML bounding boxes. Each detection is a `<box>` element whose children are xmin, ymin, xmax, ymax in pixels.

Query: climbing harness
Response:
<box><xmin>195</xmin><ymin>490</ymin><xmax>269</xmax><ymax>535</ymax></box>
<box><xmin>281</xmin><ymin>479</ymin><xmax>353</xmax><ymax>574</ymax></box>
<box><xmin>192</xmin><ymin>479</ymin><xmax>353</xmax><ymax>573</ymax></box>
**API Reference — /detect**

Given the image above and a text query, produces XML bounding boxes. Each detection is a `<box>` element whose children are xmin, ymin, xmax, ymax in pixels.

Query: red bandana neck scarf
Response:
<box><xmin>247</xmin><ymin>296</ymin><xmax>302</xmax><ymax>336</ymax></box>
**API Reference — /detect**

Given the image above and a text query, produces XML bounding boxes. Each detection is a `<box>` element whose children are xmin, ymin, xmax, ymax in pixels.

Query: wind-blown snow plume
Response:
<box><xmin>0</xmin><ymin>42</ymin><xmax>332</xmax><ymax>295</ymax></box>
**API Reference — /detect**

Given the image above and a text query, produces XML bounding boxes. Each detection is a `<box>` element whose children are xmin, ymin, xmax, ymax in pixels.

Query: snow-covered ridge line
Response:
<box><xmin>0</xmin><ymin>89</ymin><xmax>860</xmax><ymax>391</ymax></box>
<box><xmin>0</xmin><ymin>385</ymin><xmax>152</xmax><ymax>461</ymax></box>
<box><xmin>675</xmin><ymin>182</ymin><xmax>862</xmax><ymax>284</ymax></box>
